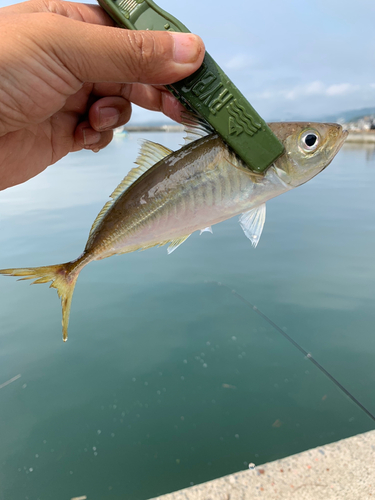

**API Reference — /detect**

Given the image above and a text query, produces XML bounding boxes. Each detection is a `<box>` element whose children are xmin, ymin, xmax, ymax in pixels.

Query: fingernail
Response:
<box><xmin>172</xmin><ymin>33</ymin><xmax>203</xmax><ymax>64</ymax></box>
<box><xmin>83</xmin><ymin>128</ymin><xmax>101</xmax><ymax>146</ymax></box>
<box><xmin>99</xmin><ymin>108</ymin><xmax>120</xmax><ymax>130</ymax></box>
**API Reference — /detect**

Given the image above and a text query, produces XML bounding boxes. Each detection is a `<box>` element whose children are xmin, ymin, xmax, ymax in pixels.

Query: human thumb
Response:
<box><xmin>37</xmin><ymin>14</ymin><xmax>205</xmax><ymax>84</ymax></box>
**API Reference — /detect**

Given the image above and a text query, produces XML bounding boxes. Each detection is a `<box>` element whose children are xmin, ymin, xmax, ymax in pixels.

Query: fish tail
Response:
<box><xmin>0</xmin><ymin>260</ymin><xmax>82</xmax><ymax>342</ymax></box>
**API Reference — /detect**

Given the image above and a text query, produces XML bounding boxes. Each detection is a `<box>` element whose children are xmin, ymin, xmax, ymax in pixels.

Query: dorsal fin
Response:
<box><xmin>86</xmin><ymin>140</ymin><xmax>173</xmax><ymax>246</ymax></box>
<box><xmin>86</xmin><ymin>200</ymin><xmax>113</xmax><ymax>247</ymax></box>
<box><xmin>181</xmin><ymin>111</ymin><xmax>214</xmax><ymax>145</ymax></box>
<box><xmin>134</xmin><ymin>139</ymin><xmax>173</xmax><ymax>171</ymax></box>
<box><xmin>110</xmin><ymin>140</ymin><xmax>173</xmax><ymax>200</ymax></box>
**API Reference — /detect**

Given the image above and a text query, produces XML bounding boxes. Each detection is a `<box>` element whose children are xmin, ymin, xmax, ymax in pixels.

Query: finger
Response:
<box><xmin>150</xmin><ymin>85</ymin><xmax>168</xmax><ymax>91</ymax></box>
<box><xmin>73</xmin><ymin>121</ymin><xmax>113</xmax><ymax>152</ymax></box>
<box><xmin>88</xmin><ymin>96</ymin><xmax>132</xmax><ymax>131</ymax></box>
<box><xmin>1</xmin><ymin>0</ymin><xmax>114</xmax><ymax>26</ymax></box>
<box><xmin>87</xmin><ymin>83</ymin><xmax>187</xmax><ymax>122</ymax></box>
<box><xmin>89</xmin><ymin>83</ymin><xmax>167</xmax><ymax>96</ymax></box>
<box><xmin>62</xmin><ymin>83</ymin><xmax>94</xmax><ymax>115</ymax></box>
<box><xmin>121</xmin><ymin>84</ymin><xmax>186</xmax><ymax>121</ymax></box>
<box><xmin>160</xmin><ymin>92</ymin><xmax>187</xmax><ymax>123</ymax></box>
<box><xmin>37</xmin><ymin>15</ymin><xmax>205</xmax><ymax>84</ymax></box>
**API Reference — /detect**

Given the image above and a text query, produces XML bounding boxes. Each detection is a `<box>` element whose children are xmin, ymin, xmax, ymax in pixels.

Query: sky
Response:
<box><xmin>1</xmin><ymin>0</ymin><xmax>375</xmax><ymax>122</ymax></box>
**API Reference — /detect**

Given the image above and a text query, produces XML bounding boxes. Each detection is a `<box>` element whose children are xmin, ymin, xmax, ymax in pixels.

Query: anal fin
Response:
<box><xmin>167</xmin><ymin>235</ymin><xmax>191</xmax><ymax>254</ymax></box>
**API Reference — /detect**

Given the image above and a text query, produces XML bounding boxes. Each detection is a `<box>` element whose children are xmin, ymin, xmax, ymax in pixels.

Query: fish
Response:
<box><xmin>0</xmin><ymin>115</ymin><xmax>348</xmax><ymax>341</ymax></box>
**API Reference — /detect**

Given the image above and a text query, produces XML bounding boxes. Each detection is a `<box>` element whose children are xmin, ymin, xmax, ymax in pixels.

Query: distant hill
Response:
<box><xmin>272</xmin><ymin>107</ymin><xmax>375</xmax><ymax>123</ymax></box>
<box><xmin>129</xmin><ymin>107</ymin><xmax>375</xmax><ymax>128</ymax></box>
<box><xmin>321</xmin><ymin>107</ymin><xmax>375</xmax><ymax>123</ymax></box>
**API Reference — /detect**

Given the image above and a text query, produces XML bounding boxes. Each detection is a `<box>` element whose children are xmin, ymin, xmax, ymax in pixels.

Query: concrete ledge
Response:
<box><xmin>150</xmin><ymin>430</ymin><xmax>375</xmax><ymax>500</ymax></box>
<box><xmin>346</xmin><ymin>132</ymin><xmax>375</xmax><ymax>143</ymax></box>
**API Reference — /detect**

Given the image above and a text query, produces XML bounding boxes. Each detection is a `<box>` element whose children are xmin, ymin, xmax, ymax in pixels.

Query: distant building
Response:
<box><xmin>343</xmin><ymin>114</ymin><xmax>375</xmax><ymax>132</ymax></box>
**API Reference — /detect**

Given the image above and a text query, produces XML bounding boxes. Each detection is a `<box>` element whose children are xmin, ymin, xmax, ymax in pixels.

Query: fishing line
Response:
<box><xmin>209</xmin><ymin>280</ymin><xmax>375</xmax><ymax>424</ymax></box>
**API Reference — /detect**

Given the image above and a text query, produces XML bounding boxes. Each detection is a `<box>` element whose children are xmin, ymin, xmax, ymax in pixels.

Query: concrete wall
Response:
<box><xmin>150</xmin><ymin>430</ymin><xmax>375</xmax><ymax>500</ymax></box>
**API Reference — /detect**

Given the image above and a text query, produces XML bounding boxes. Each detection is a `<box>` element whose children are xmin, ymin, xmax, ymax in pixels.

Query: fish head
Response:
<box><xmin>269</xmin><ymin>122</ymin><xmax>348</xmax><ymax>187</ymax></box>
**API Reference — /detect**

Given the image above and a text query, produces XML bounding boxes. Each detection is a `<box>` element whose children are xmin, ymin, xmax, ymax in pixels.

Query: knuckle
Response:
<box><xmin>127</xmin><ymin>31</ymin><xmax>162</xmax><ymax>80</ymax></box>
<box><xmin>134</xmin><ymin>31</ymin><xmax>157</xmax><ymax>60</ymax></box>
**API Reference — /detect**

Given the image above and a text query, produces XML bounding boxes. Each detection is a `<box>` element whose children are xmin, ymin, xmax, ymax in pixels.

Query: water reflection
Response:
<box><xmin>343</xmin><ymin>142</ymin><xmax>375</xmax><ymax>163</ymax></box>
<box><xmin>0</xmin><ymin>135</ymin><xmax>375</xmax><ymax>500</ymax></box>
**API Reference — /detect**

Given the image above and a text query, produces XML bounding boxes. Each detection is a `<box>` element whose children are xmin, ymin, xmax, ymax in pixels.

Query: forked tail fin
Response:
<box><xmin>0</xmin><ymin>263</ymin><xmax>80</xmax><ymax>341</ymax></box>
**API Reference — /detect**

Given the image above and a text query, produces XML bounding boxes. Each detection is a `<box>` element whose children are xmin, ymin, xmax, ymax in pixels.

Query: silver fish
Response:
<box><xmin>0</xmin><ymin>116</ymin><xmax>348</xmax><ymax>340</ymax></box>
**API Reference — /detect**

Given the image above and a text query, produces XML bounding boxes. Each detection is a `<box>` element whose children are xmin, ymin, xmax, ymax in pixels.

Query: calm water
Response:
<box><xmin>0</xmin><ymin>134</ymin><xmax>375</xmax><ymax>500</ymax></box>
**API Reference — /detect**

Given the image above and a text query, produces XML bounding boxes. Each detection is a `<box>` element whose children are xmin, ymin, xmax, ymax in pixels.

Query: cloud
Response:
<box><xmin>305</xmin><ymin>81</ymin><xmax>326</xmax><ymax>95</ymax></box>
<box><xmin>224</xmin><ymin>54</ymin><xmax>253</xmax><ymax>70</ymax></box>
<box><xmin>326</xmin><ymin>83</ymin><xmax>359</xmax><ymax>96</ymax></box>
<box><xmin>257</xmin><ymin>81</ymin><xmax>365</xmax><ymax>101</ymax></box>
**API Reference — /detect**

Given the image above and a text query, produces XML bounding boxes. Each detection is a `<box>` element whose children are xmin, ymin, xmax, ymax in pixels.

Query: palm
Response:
<box><xmin>0</xmin><ymin>87</ymin><xmax>90</xmax><ymax>188</ymax></box>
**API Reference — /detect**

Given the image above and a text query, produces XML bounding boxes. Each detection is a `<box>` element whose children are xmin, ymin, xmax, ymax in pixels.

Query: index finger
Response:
<box><xmin>91</xmin><ymin>82</ymin><xmax>187</xmax><ymax>122</ymax></box>
<box><xmin>67</xmin><ymin>81</ymin><xmax>185</xmax><ymax>123</ymax></box>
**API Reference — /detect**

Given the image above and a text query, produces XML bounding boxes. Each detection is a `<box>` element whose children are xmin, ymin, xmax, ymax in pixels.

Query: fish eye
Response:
<box><xmin>300</xmin><ymin>130</ymin><xmax>320</xmax><ymax>152</ymax></box>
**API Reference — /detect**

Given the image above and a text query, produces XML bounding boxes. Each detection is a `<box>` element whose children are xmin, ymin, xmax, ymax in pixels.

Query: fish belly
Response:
<box><xmin>112</xmin><ymin>161</ymin><xmax>256</xmax><ymax>253</ymax></box>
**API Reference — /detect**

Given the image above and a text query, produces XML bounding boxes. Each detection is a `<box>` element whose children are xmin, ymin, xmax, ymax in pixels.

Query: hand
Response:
<box><xmin>0</xmin><ymin>0</ymin><xmax>205</xmax><ymax>190</ymax></box>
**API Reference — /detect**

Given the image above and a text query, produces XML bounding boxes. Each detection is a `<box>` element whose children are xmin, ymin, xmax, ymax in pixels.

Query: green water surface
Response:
<box><xmin>0</xmin><ymin>134</ymin><xmax>374</xmax><ymax>500</ymax></box>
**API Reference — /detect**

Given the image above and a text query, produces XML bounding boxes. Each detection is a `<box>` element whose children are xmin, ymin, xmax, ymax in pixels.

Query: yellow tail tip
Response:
<box><xmin>0</xmin><ymin>262</ymin><xmax>79</xmax><ymax>341</ymax></box>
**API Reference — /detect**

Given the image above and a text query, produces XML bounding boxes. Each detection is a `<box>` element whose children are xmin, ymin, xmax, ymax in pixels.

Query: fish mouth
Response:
<box><xmin>318</xmin><ymin>126</ymin><xmax>348</xmax><ymax>175</ymax></box>
<box><xmin>339</xmin><ymin>128</ymin><xmax>349</xmax><ymax>147</ymax></box>
<box><xmin>331</xmin><ymin>126</ymin><xmax>349</xmax><ymax>157</ymax></box>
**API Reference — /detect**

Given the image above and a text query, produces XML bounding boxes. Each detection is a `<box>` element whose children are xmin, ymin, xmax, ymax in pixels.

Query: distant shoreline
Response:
<box><xmin>345</xmin><ymin>131</ymin><xmax>375</xmax><ymax>143</ymax></box>
<box><xmin>121</xmin><ymin>124</ymin><xmax>184</xmax><ymax>133</ymax></box>
<box><xmin>119</xmin><ymin>125</ymin><xmax>375</xmax><ymax>144</ymax></box>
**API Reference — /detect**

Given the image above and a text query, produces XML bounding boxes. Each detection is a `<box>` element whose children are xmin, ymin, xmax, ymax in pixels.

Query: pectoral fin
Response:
<box><xmin>239</xmin><ymin>203</ymin><xmax>266</xmax><ymax>248</ymax></box>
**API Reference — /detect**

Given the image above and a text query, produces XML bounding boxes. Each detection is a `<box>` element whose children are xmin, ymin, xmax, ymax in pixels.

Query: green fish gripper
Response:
<box><xmin>97</xmin><ymin>0</ymin><xmax>285</xmax><ymax>173</ymax></box>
